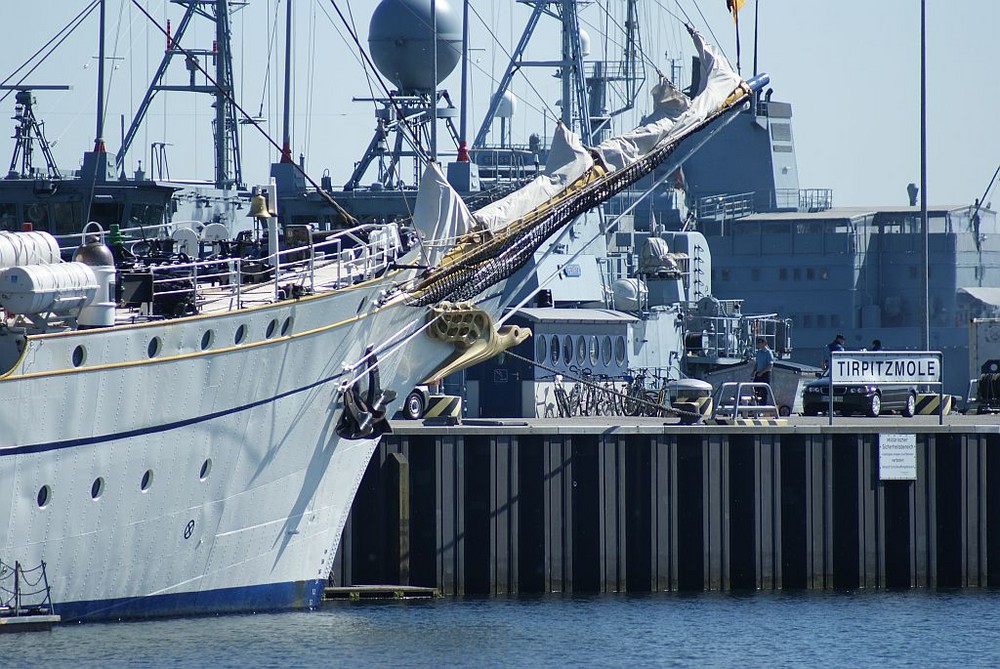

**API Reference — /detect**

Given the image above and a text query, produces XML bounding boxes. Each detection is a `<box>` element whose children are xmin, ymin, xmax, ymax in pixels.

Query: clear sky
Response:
<box><xmin>3</xmin><ymin>0</ymin><xmax>998</xmax><ymax>210</ymax></box>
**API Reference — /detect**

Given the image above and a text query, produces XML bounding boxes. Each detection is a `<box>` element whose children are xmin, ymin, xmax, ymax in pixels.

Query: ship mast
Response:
<box><xmin>117</xmin><ymin>0</ymin><xmax>244</xmax><ymax>189</ymax></box>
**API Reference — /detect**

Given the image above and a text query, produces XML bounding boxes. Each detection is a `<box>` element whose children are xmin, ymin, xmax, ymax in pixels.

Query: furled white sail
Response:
<box><xmin>411</xmin><ymin>161</ymin><xmax>476</xmax><ymax>266</ymax></box>
<box><xmin>473</xmin><ymin>123</ymin><xmax>593</xmax><ymax>234</ymax></box>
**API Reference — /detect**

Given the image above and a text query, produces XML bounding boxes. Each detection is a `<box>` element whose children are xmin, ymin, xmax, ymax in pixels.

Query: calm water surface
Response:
<box><xmin>6</xmin><ymin>591</ymin><xmax>999</xmax><ymax>668</ymax></box>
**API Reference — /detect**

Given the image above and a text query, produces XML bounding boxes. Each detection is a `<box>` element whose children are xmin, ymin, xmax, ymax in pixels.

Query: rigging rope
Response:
<box><xmin>128</xmin><ymin>0</ymin><xmax>357</xmax><ymax>224</ymax></box>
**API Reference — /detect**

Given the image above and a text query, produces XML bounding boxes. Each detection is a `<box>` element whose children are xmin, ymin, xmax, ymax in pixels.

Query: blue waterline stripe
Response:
<box><xmin>55</xmin><ymin>579</ymin><xmax>325</xmax><ymax>622</ymax></box>
<box><xmin>0</xmin><ymin>368</ymin><xmax>348</xmax><ymax>457</ymax></box>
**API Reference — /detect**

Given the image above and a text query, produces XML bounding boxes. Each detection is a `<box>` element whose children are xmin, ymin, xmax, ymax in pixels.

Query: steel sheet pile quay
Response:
<box><xmin>330</xmin><ymin>416</ymin><xmax>1000</xmax><ymax>594</ymax></box>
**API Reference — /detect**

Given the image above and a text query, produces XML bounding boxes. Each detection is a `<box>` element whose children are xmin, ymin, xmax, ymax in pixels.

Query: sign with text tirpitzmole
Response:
<box><xmin>830</xmin><ymin>351</ymin><xmax>941</xmax><ymax>385</ymax></box>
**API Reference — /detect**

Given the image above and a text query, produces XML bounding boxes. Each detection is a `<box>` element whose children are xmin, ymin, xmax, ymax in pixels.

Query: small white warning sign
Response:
<box><xmin>879</xmin><ymin>433</ymin><xmax>917</xmax><ymax>481</ymax></box>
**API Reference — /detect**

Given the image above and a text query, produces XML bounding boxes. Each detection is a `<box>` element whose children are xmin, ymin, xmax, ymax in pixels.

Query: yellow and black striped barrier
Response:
<box><xmin>704</xmin><ymin>417</ymin><xmax>788</xmax><ymax>426</ymax></box>
<box><xmin>424</xmin><ymin>395</ymin><xmax>463</xmax><ymax>420</ymax></box>
<box><xmin>915</xmin><ymin>393</ymin><xmax>952</xmax><ymax>416</ymax></box>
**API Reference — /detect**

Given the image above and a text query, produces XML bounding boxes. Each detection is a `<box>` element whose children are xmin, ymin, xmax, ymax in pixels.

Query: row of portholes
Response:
<box><xmin>69</xmin><ymin>316</ymin><xmax>294</xmax><ymax>368</ymax></box>
<box><xmin>35</xmin><ymin>459</ymin><xmax>213</xmax><ymax>509</ymax></box>
<box><xmin>537</xmin><ymin>334</ymin><xmax>627</xmax><ymax>368</ymax></box>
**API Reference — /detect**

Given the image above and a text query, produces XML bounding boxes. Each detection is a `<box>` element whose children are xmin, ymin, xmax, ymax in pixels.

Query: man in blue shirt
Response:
<box><xmin>823</xmin><ymin>333</ymin><xmax>846</xmax><ymax>370</ymax></box>
<box><xmin>753</xmin><ymin>337</ymin><xmax>774</xmax><ymax>404</ymax></box>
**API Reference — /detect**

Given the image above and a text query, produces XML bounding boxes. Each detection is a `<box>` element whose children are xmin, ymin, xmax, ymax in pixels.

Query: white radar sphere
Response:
<box><xmin>369</xmin><ymin>0</ymin><xmax>462</xmax><ymax>92</ymax></box>
<box><xmin>496</xmin><ymin>91</ymin><xmax>518</xmax><ymax>119</ymax></box>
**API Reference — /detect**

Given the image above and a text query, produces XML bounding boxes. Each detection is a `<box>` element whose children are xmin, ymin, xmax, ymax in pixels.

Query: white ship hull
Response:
<box><xmin>0</xmin><ymin>274</ymin><xmax>448</xmax><ymax>621</ymax></box>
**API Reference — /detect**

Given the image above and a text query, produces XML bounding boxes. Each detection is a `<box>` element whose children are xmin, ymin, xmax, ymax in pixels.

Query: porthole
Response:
<box><xmin>201</xmin><ymin>330</ymin><xmax>215</xmax><ymax>351</ymax></box>
<box><xmin>602</xmin><ymin>336</ymin><xmax>612</xmax><ymax>365</ymax></box>
<box><xmin>536</xmin><ymin>335</ymin><xmax>547</xmax><ymax>363</ymax></box>
<box><xmin>281</xmin><ymin>317</ymin><xmax>293</xmax><ymax>336</ymax></box>
<box><xmin>576</xmin><ymin>336</ymin><xmax>586</xmax><ymax>365</ymax></box>
<box><xmin>91</xmin><ymin>477</ymin><xmax>105</xmax><ymax>500</ymax></box>
<box><xmin>36</xmin><ymin>485</ymin><xmax>51</xmax><ymax>508</ymax></box>
<box><xmin>72</xmin><ymin>345</ymin><xmax>87</xmax><ymax>367</ymax></box>
<box><xmin>147</xmin><ymin>337</ymin><xmax>162</xmax><ymax>358</ymax></box>
<box><xmin>589</xmin><ymin>336</ymin><xmax>599</xmax><ymax>366</ymax></box>
<box><xmin>265</xmin><ymin>319</ymin><xmax>278</xmax><ymax>339</ymax></box>
<box><xmin>563</xmin><ymin>336</ymin><xmax>574</xmax><ymax>365</ymax></box>
<box><xmin>550</xmin><ymin>335</ymin><xmax>560</xmax><ymax>364</ymax></box>
<box><xmin>614</xmin><ymin>335</ymin><xmax>626</xmax><ymax>366</ymax></box>
<box><xmin>199</xmin><ymin>459</ymin><xmax>212</xmax><ymax>481</ymax></box>
<box><xmin>234</xmin><ymin>324</ymin><xmax>247</xmax><ymax>345</ymax></box>
<box><xmin>140</xmin><ymin>469</ymin><xmax>154</xmax><ymax>492</ymax></box>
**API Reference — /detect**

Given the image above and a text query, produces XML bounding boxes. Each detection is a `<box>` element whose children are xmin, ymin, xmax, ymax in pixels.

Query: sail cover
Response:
<box><xmin>395</xmin><ymin>25</ymin><xmax>755</xmax><ymax>307</ymax></box>
<box><xmin>411</xmin><ymin>161</ymin><xmax>476</xmax><ymax>266</ymax></box>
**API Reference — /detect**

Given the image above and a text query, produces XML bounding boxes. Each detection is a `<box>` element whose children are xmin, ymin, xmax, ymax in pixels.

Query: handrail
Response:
<box><xmin>135</xmin><ymin>222</ymin><xmax>403</xmax><ymax>317</ymax></box>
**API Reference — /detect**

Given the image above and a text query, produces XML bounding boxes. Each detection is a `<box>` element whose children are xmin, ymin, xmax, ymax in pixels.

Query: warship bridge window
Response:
<box><xmin>91</xmin><ymin>477</ymin><xmax>105</xmax><ymax>500</ymax></box>
<box><xmin>602</xmin><ymin>336</ymin><xmax>612</xmax><ymax>365</ymax></box>
<box><xmin>806</xmin><ymin>268</ymin><xmax>815</xmax><ymax>280</ymax></box>
<box><xmin>37</xmin><ymin>485</ymin><xmax>51</xmax><ymax>508</ymax></box>
<box><xmin>199</xmin><ymin>459</ymin><xmax>212</xmax><ymax>481</ymax></box>
<box><xmin>563</xmin><ymin>337</ymin><xmax>573</xmax><ymax>365</ymax></box>
<box><xmin>0</xmin><ymin>203</ymin><xmax>16</xmax><ymax>231</ymax></box>
<box><xmin>281</xmin><ymin>317</ymin><xmax>294</xmax><ymax>336</ymax></box>
<box><xmin>201</xmin><ymin>330</ymin><xmax>215</xmax><ymax>350</ymax></box>
<box><xmin>576</xmin><ymin>336</ymin><xmax>586</xmax><ymax>365</ymax></box>
<box><xmin>53</xmin><ymin>202</ymin><xmax>83</xmax><ymax>236</ymax></box>
<box><xmin>266</xmin><ymin>319</ymin><xmax>278</xmax><ymax>339</ymax></box>
<box><xmin>147</xmin><ymin>337</ymin><xmax>162</xmax><ymax>358</ymax></box>
<box><xmin>140</xmin><ymin>469</ymin><xmax>154</xmax><ymax>492</ymax></box>
<box><xmin>234</xmin><ymin>324</ymin><xmax>247</xmax><ymax>345</ymax></box>
<box><xmin>537</xmin><ymin>335</ymin><xmax>547</xmax><ymax>362</ymax></box>
<box><xmin>550</xmin><ymin>335</ymin><xmax>560</xmax><ymax>364</ymax></box>
<box><xmin>614</xmin><ymin>336</ymin><xmax>626</xmax><ymax>366</ymax></box>
<box><xmin>25</xmin><ymin>203</ymin><xmax>49</xmax><ymax>230</ymax></box>
<box><xmin>751</xmin><ymin>269</ymin><xmax>760</xmax><ymax>281</ymax></box>
<box><xmin>589</xmin><ymin>336</ymin><xmax>599</xmax><ymax>366</ymax></box>
<box><xmin>72</xmin><ymin>345</ymin><xmax>87</xmax><ymax>368</ymax></box>
<box><xmin>779</xmin><ymin>268</ymin><xmax>788</xmax><ymax>280</ymax></box>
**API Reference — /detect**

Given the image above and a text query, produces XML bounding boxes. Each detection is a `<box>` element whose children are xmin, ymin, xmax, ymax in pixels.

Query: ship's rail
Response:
<box><xmin>127</xmin><ymin>223</ymin><xmax>403</xmax><ymax>318</ymax></box>
<box><xmin>693</xmin><ymin>192</ymin><xmax>755</xmax><ymax>222</ymax></box>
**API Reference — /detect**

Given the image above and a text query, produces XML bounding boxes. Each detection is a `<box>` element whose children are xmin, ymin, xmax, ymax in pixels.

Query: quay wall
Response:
<box><xmin>330</xmin><ymin>423</ymin><xmax>1000</xmax><ymax>593</ymax></box>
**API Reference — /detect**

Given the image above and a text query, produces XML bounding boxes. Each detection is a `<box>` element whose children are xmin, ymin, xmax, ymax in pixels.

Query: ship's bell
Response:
<box><xmin>247</xmin><ymin>193</ymin><xmax>271</xmax><ymax>219</ymax></box>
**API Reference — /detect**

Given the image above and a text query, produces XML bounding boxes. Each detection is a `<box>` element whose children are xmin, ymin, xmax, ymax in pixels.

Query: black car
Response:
<box><xmin>802</xmin><ymin>376</ymin><xmax>917</xmax><ymax>417</ymax></box>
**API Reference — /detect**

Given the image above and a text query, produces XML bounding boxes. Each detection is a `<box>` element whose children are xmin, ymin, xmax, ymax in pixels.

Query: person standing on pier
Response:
<box><xmin>753</xmin><ymin>337</ymin><xmax>774</xmax><ymax>404</ymax></box>
<box><xmin>823</xmin><ymin>333</ymin><xmax>846</xmax><ymax>371</ymax></box>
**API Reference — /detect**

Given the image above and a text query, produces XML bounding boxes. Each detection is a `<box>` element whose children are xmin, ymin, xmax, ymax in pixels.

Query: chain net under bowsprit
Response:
<box><xmin>404</xmin><ymin>96</ymin><xmax>745</xmax><ymax>308</ymax></box>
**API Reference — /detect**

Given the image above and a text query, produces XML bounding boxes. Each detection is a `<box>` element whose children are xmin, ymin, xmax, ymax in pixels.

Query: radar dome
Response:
<box><xmin>496</xmin><ymin>91</ymin><xmax>518</xmax><ymax>119</ymax></box>
<box><xmin>369</xmin><ymin>0</ymin><xmax>462</xmax><ymax>92</ymax></box>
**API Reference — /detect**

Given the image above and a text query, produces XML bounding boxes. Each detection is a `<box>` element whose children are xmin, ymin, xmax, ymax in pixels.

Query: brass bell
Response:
<box><xmin>247</xmin><ymin>193</ymin><xmax>271</xmax><ymax>219</ymax></box>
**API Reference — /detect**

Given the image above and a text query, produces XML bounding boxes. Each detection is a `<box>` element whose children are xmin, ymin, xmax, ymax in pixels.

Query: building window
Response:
<box><xmin>820</xmin><ymin>268</ymin><xmax>829</xmax><ymax>280</ymax></box>
<box><xmin>779</xmin><ymin>268</ymin><xmax>788</xmax><ymax>280</ymax></box>
<box><xmin>806</xmin><ymin>268</ymin><xmax>815</xmax><ymax>280</ymax></box>
<box><xmin>817</xmin><ymin>314</ymin><xmax>827</xmax><ymax>328</ymax></box>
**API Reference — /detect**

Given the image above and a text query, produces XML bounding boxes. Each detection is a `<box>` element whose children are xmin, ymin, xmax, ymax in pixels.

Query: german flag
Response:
<box><xmin>726</xmin><ymin>0</ymin><xmax>745</xmax><ymax>21</ymax></box>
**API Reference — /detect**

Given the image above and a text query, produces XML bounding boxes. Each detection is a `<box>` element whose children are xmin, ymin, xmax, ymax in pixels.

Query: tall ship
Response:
<box><xmin>0</xmin><ymin>0</ymin><xmax>762</xmax><ymax>620</ymax></box>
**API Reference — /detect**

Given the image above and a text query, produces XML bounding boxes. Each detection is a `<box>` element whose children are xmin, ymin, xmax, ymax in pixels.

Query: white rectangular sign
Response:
<box><xmin>831</xmin><ymin>352</ymin><xmax>941</xmax><ymax>385</ymax></box>
<box><xmin>879</xmin><ymin>433</ymin><xmax>917</xmax><ymax>481</ymax></box>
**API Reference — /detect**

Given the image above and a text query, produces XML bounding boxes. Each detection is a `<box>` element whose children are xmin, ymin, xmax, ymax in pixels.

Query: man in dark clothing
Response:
<box><xmin>823</xmin><ymin>333</ymin><xmax>846</xmax><ymax>370</ymax></box>
<box><xmin>870</xmin><ymin>339</ymin><xmax>883</xmax><ymax>351</ymax></box>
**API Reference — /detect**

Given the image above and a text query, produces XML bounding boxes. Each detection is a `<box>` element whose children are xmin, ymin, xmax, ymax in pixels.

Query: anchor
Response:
<box><xmin>336</xmin><ymin>347</ymin><xmax>396</xmax><ymax>440</ymax></box>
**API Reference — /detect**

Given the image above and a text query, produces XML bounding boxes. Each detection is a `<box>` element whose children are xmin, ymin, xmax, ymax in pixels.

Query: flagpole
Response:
<box><xmin>920</xmin><ymin>0</ymin><xmax>929</xmax><ymax>349</ymax></box>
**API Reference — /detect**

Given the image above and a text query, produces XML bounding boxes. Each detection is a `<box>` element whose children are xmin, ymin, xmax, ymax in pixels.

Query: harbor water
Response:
<box><xmin>6</xmin><ymin>591</ymin><xmax>998</xmax><ymax>667</ymax></box>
